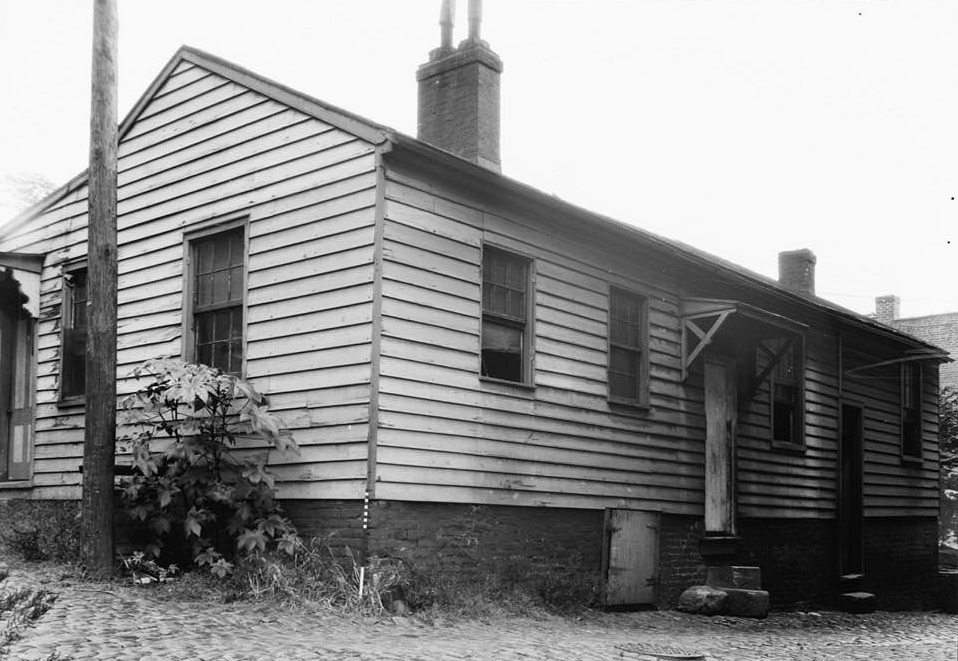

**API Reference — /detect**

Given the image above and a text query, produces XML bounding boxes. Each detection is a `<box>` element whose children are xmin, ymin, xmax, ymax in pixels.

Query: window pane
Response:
<box><xmin>197</xmin><ymin>274</ymin><xmax>213</xmax><ymax>308</ymax></box>
<box><xmin>482</xmin><ymin>248</ymin><xmax>527</xmax><ymax>320</ymax></box>
<box><xmin>611</xmin><ymin>372</ymin><xmax>637</xmax><ymax>401</ymax></box>
<box><xmin>196</xmin><ymin>342</ymin><xmax>212</xmax><ymax>368</ymax></box>
<box><xmin>610</xmin><ymin>289</ymin><xmax>643</xmax><ymax>348</ymax></box>
<box><xmin>212</xmin><ymin>341</ymin><xmax>230</xmax><ymax>373</ymax></box>
<box><xmin>773</xmin><ymin>384</ymin><xmax>797</xmax><ymax>443</ymax></box>
<box><xmin>61</xmin><ymin>327</ymin><xmax>86</xmax><ymax>398</ymax></box>
<box><xmin>229</xmin><ymin>230</ymin><xmax>243</xmax><ymax>266</ymax></box>
<box><xmin>214</xmin><ymin>309</ymin><xmax>232</xmax><ymax>341</ymax></box>
<box><xmin>213</xmin><ymin>239</ymin><xmax>230</xmax><ymax>270</ymax></box>
<box><xmin>481</xmin><ymin>320</ymin><xmax>522</xmax><ymax>382</ymax></box>
<box><xmin>610</xmin><ymin>346</ymin><xmax>639</xmax><ymax>400</ymax></box>
<box><xmin>611</xmin><ymin>346</ymin><xmax>638</xmax><ymax>378</ymax></box>
<box><xmin>196</xmin><ymin>312</ymin><xmax>214</xmax><ymax>345</ymax></box>
<box><xmin>196</xmin><ymin>241</ymin><xmax>214</xmax><ymax>274</ymax></box>
<box><xmin>212</xmin><ymin>271</ymin><xmax>230</xmax><ymax>305</ymax></box>
<box><xmin>773</xmin><ymin>401</ymin><xmax>794</xmax><ymax>443</ymax></box>
<box><xmin>229</xmin><ymin>341</ymin><xmax>243</xmax><ymax>374</ymax></box>
<box><xmin>229</xmin><ymin>266</ymin><xmax>244</xmax><ymax>302</ymax></box>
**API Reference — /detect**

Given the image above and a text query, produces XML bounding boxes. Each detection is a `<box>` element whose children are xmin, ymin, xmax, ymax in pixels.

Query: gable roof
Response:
<box><xmin>2</xmin><ymin>46</ymin><xmax>948</xmax><ymax>360</ymax></box>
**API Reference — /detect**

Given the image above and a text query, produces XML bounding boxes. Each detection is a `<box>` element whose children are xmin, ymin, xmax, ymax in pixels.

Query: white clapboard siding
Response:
<box><xmin>376</xmin><ymin>169</ymin><xmax>715</xmax><ymax>514</ymax></box>
<box><xmin>0</xmin><ymin>59</ymin><xmax>379</xmax><ymax>500</ymax></box>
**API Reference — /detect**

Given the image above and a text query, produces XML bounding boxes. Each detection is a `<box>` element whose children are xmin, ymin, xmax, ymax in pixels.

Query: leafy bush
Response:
<box><xmin>118</xmin><ymin>359</ymin><xmax>300</xmax><ymax>576</ymax></box>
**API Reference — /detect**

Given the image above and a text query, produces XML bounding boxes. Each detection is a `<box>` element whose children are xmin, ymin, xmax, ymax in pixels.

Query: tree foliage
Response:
<box><xmin>0</xmin><ymin>172</ymin><xmax>56</xmax><ymax>209</ymax></box>
<box><xmin>118</xmin><ymin>359</ymin><xmax>301</xmax><ymax>576</ymax></box>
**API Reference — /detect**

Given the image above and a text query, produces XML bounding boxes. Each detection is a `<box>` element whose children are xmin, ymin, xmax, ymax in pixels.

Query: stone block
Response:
<box><xmin>839</xmin><ymin>591</ymin><xmax>877</xmax><ymax>614</ymax></box>
<box><xmin>707</xmin><ymin>565</ymin><xmax>762</xmax><ymax>590</ymax></box>
<box><xmin>677</xmin><ymin>585</ymin><xmax>728</xmax><ymax>615</ymax></box>
<box><xmin>723</xmin><ymin>588</ymin><xmax>770</xmax><ymax>619</ymax></box>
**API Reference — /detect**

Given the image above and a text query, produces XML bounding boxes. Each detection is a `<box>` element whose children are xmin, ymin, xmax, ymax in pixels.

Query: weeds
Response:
<box><xmin>0</xmin><ymin>501</ymin><xmax>80</xmax><ymax>563</ymax></box>
<box><xmin>125</xmin><ymin>537</ymin><xmax>599</xmax><ymax>619</ymax></box>
<box><xmin>0</xmin><ymin>586</ymin><xmax>57</xmax><ymax>656</ymax></box>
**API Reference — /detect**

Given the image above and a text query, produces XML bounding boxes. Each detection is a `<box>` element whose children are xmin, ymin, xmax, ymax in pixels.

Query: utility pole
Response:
<box><xmin>81</xmin><ymin>0</ymin><xmax>118</xmax><ymax>577</ymax></box>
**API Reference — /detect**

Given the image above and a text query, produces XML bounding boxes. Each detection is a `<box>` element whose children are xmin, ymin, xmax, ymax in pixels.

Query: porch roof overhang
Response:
<box><xmin>843</xmin><ymin>349</ymin><xmax>953</xmax><ymax>377</ymax></box>
<box><xmin>679</xmin><ymin>298</ymin><xmax>808</xmax><ymax>382</ymax></box>
<box><xmin>0</xmin><ymin>252</ymin><xmax>43</xmax><ymax>318</ymax></box>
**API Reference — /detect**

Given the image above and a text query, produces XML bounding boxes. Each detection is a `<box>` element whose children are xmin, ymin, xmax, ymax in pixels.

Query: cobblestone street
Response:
<box><xmin>2</xmin><ymin>564</ymin><xmax>955</xmax><ymax>660</ymax></box>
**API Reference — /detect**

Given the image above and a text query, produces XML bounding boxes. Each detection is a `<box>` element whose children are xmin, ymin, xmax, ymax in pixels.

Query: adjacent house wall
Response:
<box><xmin>0</xmin><ymin>59</ymin><xmax>380</xmax><ymax>501</ymax></box>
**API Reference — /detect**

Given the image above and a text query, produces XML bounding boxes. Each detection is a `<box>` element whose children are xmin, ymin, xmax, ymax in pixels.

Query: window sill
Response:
<box><xmin>480</xmin><ymin>376</ymin><xmax>535</xmax><ymax>393</ymax></box>
<box><xmin>900</xmin><ymin>454</ymin><xmax>923</xmax><ymax>466</ymax></box>
<box><xmin>771</xmin><ymin>440</ymin><xmax>807</xmax><ymax>455</ymax></box>
<box><xmin>0</xmin><ymin>479</ymin><xmax>33</xmax><ymax>490</ymax></box>
<box><xmin>608</xmin><ymin>397</ymin><xmax>652</xmax><ymax>415</ymax></box>
<box><xmin>57</xmin><ymin>396</ymin><xmax>86</xmax><ymax>408</ymax></box>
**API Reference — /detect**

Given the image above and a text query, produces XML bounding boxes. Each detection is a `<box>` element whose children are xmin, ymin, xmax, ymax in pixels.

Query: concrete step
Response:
<box><xmin>707</xmin><ymin>565</ymin><xmax>762</xmax><ymax>590</ymax></box>
<box><xmin>839</xmin><ymin>591</ymin><xmax>877</xmax><ymax>613</ymax></box>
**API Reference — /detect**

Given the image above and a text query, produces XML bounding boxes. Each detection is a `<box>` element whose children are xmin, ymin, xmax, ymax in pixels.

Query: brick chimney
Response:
<box><xmin>875</xmin><ymin>295</ymin><xmax>900</xmax><ymax>324</ymax></box>
<box><xmin>778</xmin><ymin>249</ymin><xmax>817</xmax><ymax>296</ymax></box>
<box><xmin>417</xmin><ymin>0</ymin><xmax>503</xmax><ymax>172</ymax></box>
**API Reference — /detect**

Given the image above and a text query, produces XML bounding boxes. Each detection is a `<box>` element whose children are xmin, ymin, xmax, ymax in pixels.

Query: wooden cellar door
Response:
<box><xmin>603</xmin><ymin>509</ymin><xmax>660</xmax><ymax>606</ymax></box>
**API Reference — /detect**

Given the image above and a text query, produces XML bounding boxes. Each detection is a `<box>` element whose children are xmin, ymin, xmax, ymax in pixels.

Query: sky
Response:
<box><xmin>0</xmin><ymin>0</ymin><xmax>955</xmax><ymax>318</ymax></box>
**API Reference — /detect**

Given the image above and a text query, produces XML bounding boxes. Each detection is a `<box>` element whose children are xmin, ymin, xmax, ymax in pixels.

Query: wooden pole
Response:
<box><xmin>81</xmin><ymin>0</ymin><xmax>118</xmax><ymax>578</ymax></box>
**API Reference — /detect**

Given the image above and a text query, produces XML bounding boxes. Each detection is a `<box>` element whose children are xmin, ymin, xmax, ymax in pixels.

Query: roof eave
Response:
<box><xmin>387</xmin><ymin>134</ymin><xmax>948</xmax><ymax>358</ymax></box>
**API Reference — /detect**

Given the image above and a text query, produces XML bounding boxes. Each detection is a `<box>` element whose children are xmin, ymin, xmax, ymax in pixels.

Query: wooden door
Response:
<box><xmin>839</xmin><ymin>403</ymin><xmax>864</xmax><ymax>574</ymax></box>
<box><xmin>603</xmin><ymin>509</ymin><xmax>660</xmax><ymax>605</ymax></box>
<box><xmin>705</xmin><ymin>357</ymin><xmax>737</xmax><ymax>534</ymax></box>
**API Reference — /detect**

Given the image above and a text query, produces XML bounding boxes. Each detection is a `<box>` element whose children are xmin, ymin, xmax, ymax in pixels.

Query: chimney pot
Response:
<box><xmin>778</xmin><ymin>249</ymin><xmax>817</xmax><ymax>296</ymax></box>
<box><xmin>875</xmin><ymin>295</ymin><xmax>900</xmax><ymax>324</ymax></box>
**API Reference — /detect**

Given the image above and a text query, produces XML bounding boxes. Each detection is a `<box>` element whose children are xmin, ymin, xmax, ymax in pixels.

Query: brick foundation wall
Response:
<box><xmin>281</xmin><ymin>499</ymin><xmax>366</xmax><ymax>560</ymax></box>
<box><xmin>863</xmin><ymin>516</ymin><xmax>938</xmax><ymax>610</ymax></box>
<box><xmin>736</xmin><ymin>518</ymin><xmax>838</xmax><ymax>609</ymax></box>
<box><xmin>366</xmin><ymin>501</ymin><xmax>604</xmax><ymax>582</ymax></box>
<box><xmin>658</xmin><ymin>514</ymin><xmax>707</xmax><ymax>609</ymax></box>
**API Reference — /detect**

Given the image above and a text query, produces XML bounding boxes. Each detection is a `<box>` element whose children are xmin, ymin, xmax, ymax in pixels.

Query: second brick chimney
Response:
<box><xmin>778</xmin><ymin>249</ymin><xmax>817</xmax><ymax>296</ymax></box>
<box><xmin>875</xmin><ymin>295</ymin><xmax>900</xmax><ymax>324</ymax></box>
<box><xmin>417</xmin><ymin>0</ymin><xmax>503</xmax><ymax>172</ymax></box>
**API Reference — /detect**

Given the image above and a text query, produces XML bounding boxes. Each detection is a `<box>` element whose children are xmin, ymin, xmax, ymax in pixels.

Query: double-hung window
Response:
<box><xmin>60</xmin><ymin>264</ymin><xmax>88</xmax><ymax>401</ymax></box>
<box><xmin>187</xmin><ymin>225</ymin><xmax>245</xmax><ymax>375</ymax></box>
<box><xmin>608</xmin><ymin>287</ymin><xmax>648</xmax><ymax>405</ymax></box>
<box><xmin>481</xmin><ymin>246</ymin><xmax>532</xmax><ymax>384</ymax></box>
<box><xmin>901</xmin><ymin>362</ymin><xmax>923</xmax><ymax>458</ymax></box>
<box><xmin>763</xmin><ymin>337</ymin><xmax>804</xmax><ymax>447</ymax></box>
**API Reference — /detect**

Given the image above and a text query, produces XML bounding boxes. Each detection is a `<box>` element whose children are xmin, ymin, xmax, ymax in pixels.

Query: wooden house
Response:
<box><xmin>0</xmin><ymin>21</ymin><xmax>948</xmax><ymax>609</ymax></box>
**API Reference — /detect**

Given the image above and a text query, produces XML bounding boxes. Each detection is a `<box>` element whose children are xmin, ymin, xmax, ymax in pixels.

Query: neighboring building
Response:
<box><xmin>875</xmin><ymin>294</ymin><xmax>958</xmax><ymax>392</ymax></box>
<box><xmin>0</xmin><ymin>18</ymin><xmax>949</xmax><ymax>610</ymax></box>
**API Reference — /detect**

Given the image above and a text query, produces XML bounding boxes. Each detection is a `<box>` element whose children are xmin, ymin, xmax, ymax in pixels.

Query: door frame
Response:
<box><xmin>838</xmin><ymin>400</ymin><xmax>865</xmax><ymax>575</ymax></box>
